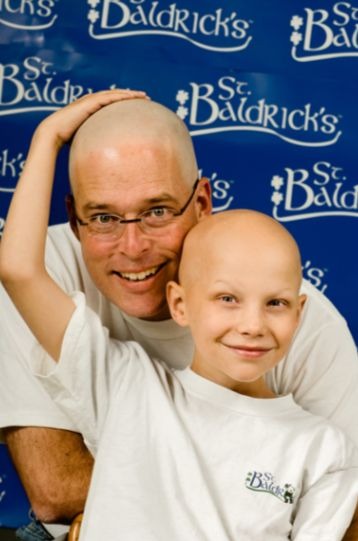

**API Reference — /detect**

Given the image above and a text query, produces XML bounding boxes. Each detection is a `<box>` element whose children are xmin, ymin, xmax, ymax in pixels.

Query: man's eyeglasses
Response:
<box><xmin>74</xmin><ymin>178</ymin><xmax>200</xmax><ymax>239</ymax></box>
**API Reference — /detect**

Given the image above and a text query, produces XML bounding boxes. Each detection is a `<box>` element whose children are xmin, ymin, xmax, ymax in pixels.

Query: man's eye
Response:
<box><xmin>91</xmin><ymin>215</ymin><xmax>118</xmax><ymax>225</ymax></box>
<box><xmin>144</xmin><ymin>208</ymin><xmax>175</xmax><ymax>223</ymax></box>
<box><xmin>148</xmin><ymin>208</ymin><xmax>170</xmax><ymax>218</ymax></box>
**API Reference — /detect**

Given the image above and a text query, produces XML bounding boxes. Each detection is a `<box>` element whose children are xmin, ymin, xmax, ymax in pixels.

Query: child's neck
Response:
<box><xmin>191</xmin><ymin>363</ymin><xmax>276</xmax><ymax>399</ymax></box>
<box><xmin>230</xmin><ymin>378</ymin><xmax>277</xmax><ymax>399</ymax></box>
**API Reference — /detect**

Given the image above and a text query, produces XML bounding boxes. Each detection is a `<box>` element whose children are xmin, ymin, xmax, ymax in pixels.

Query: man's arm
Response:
<box><xmin>4</xmin><ymin>427</ymin><xmax>93</xmax><ymax>523</ymax></box>
<box><xmin>343</xmin><ymin>508</ymin><xmax>358</xmax><ymax>541</ymax></box>
<box><xmin>273</xmin><ymin>279</ymin><xmax>358</xmax><ymax>447</ymax></box>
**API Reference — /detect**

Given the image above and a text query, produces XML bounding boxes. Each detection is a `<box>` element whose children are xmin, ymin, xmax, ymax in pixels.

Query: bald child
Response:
<box><xmin>1</xmin><ymin>91</ymin><xmax>357</xmax><ymax>540</ymax></box>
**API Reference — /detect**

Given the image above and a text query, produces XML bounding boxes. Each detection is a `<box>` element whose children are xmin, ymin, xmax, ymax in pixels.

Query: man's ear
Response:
<box><xmin>166</xmin><ymin>281</ymin><xmax>188</xmax><ymax>327</ymax></box>
<box><xmin>65</xmin><ymin>194</ymin><xmax>80</xmax><ymax>240</ymax></box>
<box><xmin>195</xmin><ymin>177</ymin><xmax>212</xmax><ymax>220</ymax></box>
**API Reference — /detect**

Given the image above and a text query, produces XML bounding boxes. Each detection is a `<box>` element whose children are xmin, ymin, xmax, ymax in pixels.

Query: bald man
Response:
<box><xmin>66</xmin><ymin>90</ymin><xmax>207</xmax><ymax>321</ymax></box>
<box><xmin>0</xmin><ymin>91</ymin><xmax>357</xmax><ymax>538</ymax></box>
<box><xmin>1</xmin><ymin>142</ymin><xmax>357</xmax><ymax>541</ymax></box>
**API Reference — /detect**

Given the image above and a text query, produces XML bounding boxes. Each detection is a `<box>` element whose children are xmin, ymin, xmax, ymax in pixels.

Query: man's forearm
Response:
<box><xmin>343</xmin><ymin>507</ymin><xmax>358</xmax><ymax>541</ymax></box>
<box><xmin>4</xmin><ymin>426</ymin><xmax>93</xmax><ymax>523</ymax></box>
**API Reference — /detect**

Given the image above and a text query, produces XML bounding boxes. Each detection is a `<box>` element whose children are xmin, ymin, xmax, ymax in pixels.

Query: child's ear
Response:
<box><xmin>297</xmin><ymin>294</ymin><xmax>307</xmax><ymax>319</ymax></box>
<box><xmin>166</xmin><ymin>281</ymin><xmax>188</xmax><ymax>327</ymax></box>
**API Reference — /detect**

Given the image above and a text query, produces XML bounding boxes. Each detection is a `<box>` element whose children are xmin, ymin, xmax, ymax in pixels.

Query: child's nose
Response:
<box><xmin>235</xmin><ymin>305</ymin><xmax>266</xmax><ymax>337</ymax></box>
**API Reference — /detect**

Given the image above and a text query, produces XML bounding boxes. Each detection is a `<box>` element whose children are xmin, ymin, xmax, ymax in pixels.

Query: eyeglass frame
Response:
<box><xmin>71</xmin><ymin>177</ymin><xmax>200</xmax><ymax>236</ymax></box>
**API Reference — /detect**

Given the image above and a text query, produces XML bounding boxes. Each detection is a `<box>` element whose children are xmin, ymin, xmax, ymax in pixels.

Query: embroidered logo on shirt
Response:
<box><xmin>245</xmin><ymin>471</ymin><xmax>295</xmax><ymax>504</ymax></box>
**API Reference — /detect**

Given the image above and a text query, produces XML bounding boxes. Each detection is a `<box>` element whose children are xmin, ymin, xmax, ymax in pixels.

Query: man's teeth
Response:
<box><xmin>119</xmin><ymin>266</ymin><xmax>160</xmax><ymax>281</ymax></box>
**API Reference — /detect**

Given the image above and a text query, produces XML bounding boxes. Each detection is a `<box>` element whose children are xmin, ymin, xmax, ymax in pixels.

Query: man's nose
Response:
<box><xmin>117</xmin><ymin>221</ymin><xmax>151</xmax><ymax>258</ymax></box>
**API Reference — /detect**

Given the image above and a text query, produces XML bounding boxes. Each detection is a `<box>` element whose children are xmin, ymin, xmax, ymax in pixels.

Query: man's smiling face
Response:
<box><xmin>70</xmin><ymin>139</ymin><xmax>211</xmax><ymax>321</ymax></box>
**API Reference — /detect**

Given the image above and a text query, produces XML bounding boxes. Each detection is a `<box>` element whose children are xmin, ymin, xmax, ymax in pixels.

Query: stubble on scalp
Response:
<box><xmin>178</xmin><ymin>209</ymin><xmax>303</xmax><ymax>292</ymax></box>
<box><xmin>68</xmin><ymin>99</ymin><xmax>199</xmax><ymax>196</ymax></box>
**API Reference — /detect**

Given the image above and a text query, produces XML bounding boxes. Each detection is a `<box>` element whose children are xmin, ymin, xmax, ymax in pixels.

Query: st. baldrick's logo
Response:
<box><xmin>271</xmin><ymin>161</ymin><xmax>358</xmax><ymax>221</ymax></box>
<box><xmin>290</xmin><ymin>3</ymin><xmax>358</xmax><ymax>61</ymax></box>
<box><xmin>175</xmin><ymin>77</ymin><xmax>342</xmax><ymax>147</ymax></box>
<box><xmin>0</xmin><ymin>0</ymin><xmax>58</xmax><ymax>30</ymax></box>
<box><xmin>87</xmin><ymin>0</ymin><xmax>253</xmax><ymax>52</ymax></box>
<box><xmin>0</xmin><ymin>56</ymin><xmax>117</xmax><ymax>115</ymax></box>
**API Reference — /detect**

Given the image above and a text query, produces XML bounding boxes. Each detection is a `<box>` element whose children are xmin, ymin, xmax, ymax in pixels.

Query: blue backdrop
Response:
<box><xmin>0</xmin><ymin>0</ymin><xmax>357</xmax><ymax>527</ymax></box>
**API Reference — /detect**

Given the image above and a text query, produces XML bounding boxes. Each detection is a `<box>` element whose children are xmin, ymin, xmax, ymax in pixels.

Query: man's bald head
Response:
<box><xmin>179</xmin><ymin>209</ymin><xmax>303</xmax><ymax>292</ymax></box>
<box><xmin>69</xmin><ymin>99</ymin><xmax>198</xmax><ymax>193</ymax></box>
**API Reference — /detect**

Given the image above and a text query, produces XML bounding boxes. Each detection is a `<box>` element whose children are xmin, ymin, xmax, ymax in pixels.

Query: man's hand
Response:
<box><xmin>4</xmin><ymin>427</ymin><xmax>93</xmax><ymax>523</ymax></box>
<box><xmin>34</xmin><ymin>89</ymin><xmax>148</xmax><ymax>151</ymax></box>
<box><xmin>343</xmin><ymin>506</ymin><xmax>358</xmax><ymax>541</ymax></box>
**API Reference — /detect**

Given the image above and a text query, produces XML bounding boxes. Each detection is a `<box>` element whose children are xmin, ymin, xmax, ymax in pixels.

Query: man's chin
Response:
<box><xmin>110</xmin><ymin>294</ymin><xmax>171</xmax><ymax>322</ymax></box>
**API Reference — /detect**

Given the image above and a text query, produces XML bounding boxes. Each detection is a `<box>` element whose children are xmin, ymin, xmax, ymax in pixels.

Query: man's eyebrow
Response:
<box><xmin>82</xmin><ymin>203</ymin><xmax>114</xmax><ymax>212</ymax></box>
<box><xmin>82</xmin><ymin>193</ymin><xmax>180</xmax><ymax>213</ymax></box>
<box><xmin>143</xmin><ymin>193</ymin><xmax>180</xmax><ymax>205</ymax></box>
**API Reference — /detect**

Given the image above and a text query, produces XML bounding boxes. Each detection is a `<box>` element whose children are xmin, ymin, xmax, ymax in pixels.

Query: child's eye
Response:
<box><xmin>219</xmin><ymin>295</ymin><xmax>237</xmax><ymax>304</ymax></box>
<box><xmin>268</xmin><ymin>299</ymin><xmax>287</xmax><ymax>307</ymax></box>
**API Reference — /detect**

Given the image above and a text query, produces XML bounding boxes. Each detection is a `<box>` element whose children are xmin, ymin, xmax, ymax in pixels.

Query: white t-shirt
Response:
<box><xmin>0</xmin><ymin>222</ymin><xmax>357</xmax><ymax>445</ymax></box>
<box><xmin>34</xmin><ymin>293</ymin><xmax>358</xmax><ymax>541</ymax></box>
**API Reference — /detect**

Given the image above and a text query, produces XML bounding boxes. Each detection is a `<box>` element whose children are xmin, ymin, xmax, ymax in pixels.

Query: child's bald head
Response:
<box><xmin>167</xmin><ymin>209</ymin><xmax>306</xmax><ymax>396</ymax></box>
<box><xmin>179</xmin><ymin>209</ymin><xmax>303</xmax><ymax>293</ymax></box>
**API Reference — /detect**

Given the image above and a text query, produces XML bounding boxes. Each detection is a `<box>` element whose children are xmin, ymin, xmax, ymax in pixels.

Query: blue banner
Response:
<box><xmin>0</xmin><ymin>0</ymin><xmax>357</xmax><ymax>527</ymax></box>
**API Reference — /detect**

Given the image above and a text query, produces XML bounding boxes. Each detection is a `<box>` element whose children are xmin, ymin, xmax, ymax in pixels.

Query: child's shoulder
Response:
<box><xmin>289</xmin><ymin>397</ymin><xmax>358</xmax><ymax>467</ymax></box>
